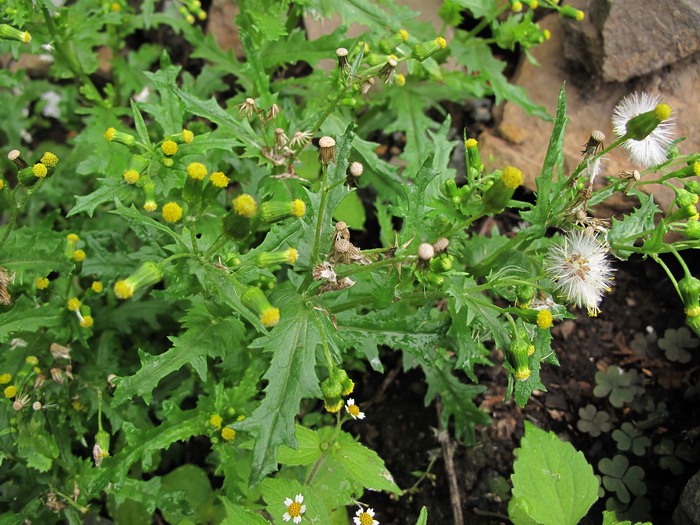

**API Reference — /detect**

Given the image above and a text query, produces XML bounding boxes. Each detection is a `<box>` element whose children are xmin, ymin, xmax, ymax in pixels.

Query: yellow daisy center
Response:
<box><xmin>287</xmin><ymin>502</ymin><xmax>302</xmax><ymax>517</ymax></box>
<box><xmin>348</xmin><ymin>404</ymin><xmax>361</xmax><ymax>418</ymax></box>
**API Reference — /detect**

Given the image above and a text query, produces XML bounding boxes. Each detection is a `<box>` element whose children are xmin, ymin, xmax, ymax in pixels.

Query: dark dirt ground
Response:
<box><xmin>355</xmin><ymin>248</ymin><xmax>700</xmax><ymax>524</ymax></box>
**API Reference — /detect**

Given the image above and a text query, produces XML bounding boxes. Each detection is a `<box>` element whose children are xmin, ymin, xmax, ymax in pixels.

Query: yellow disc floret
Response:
<box><xmin>502</xmin><ymin>166</ymin><xmax>523</xmax><ymax>189</ymax></box>
<box><xmin>144</xmin><ymin>201</ymin><xmax>157</xmax><ymax>212</ymax></box>
<box><xmin>436</xmin><ymin>37</ymin><xmax>447</xmax><ymax>49</ymax></box>
<box><xmin>92</xmin><ymin>281</ymin><xmax>103</xmax><ymax>293</ymax></box>
<box><xmin>260</xmin><ymin>307</ymin><xmax>280</xmax><ymax>328</ymax></box>
<box><xmin>187</xmin><ymin>162</ymin><xmax>207</xmax><ymax>180</ymax></box>
<box><xmin>465</xmin><ymin>138</ymin><xmax>478</xmax><ymax>148</ymax></box>
<box><xmin>35</xmin><ymin>277</ymin><xmax>49</xmax><ymax>289</ymax></box>
<box><xmin>162</xmin><ymin>202</ymin><xmax>183</xmax><ymax>223</ymax></box>
<box><xmin>80</xmin><ymin>315</ymin><xmax>94</xmax><ymax>328</ymax></box>
<box><xmin>395</xmin><ymin>73</ymin><xmax>406</xmax><ymax>87</ymax></box>
<box><xmin>0</xmin><ymin>180</ymin><xmax>4</xmax><ymax>190</ymax></box>
<box><xmin>514</xmin><ymin>369</ymin><xmax>531</xmax><ymax>381</ymax></box>
<box><xmin>4</xmin><ymin>385</ymin><xmax>18</xmax><ymax>398</ymax></box>
<box><xmin>105</xmin><ymin>128</ymin><xmax>117</xmax><ymax>141</ymax></box>
<box><xmin>0</xmin><ymin>373</ymin><xmax>11</xmax><ymax>384</ymax></box>
<box><xmin>399</xmin><ymin>29</ymin><xmax>409</xmax><ymax>41</ymax></box>
<box><xmin>40</xmin><ymin>152</ymin><xmax>59</xmax><ymax>167</ymax></box>
<box><xmin>67</xmin><ymin>298</ymin><xmax>82</xmax><ymax>311</ymax></box>
<box><xmin>536</xmin><ymin>309</ymin><xmax>554</xmax><ymax>329</ymax></box>
<box><xmin>209</xmin><ymin>414</ymin><xmax>223</xmax><ymax>429</ymax></box>
<box><xmin>324</xmin><ymin>399</ymin><xmax>344</xmax><ymax>413</ymax></box>
<box><xmin>291</xmin><ymin>199</ymin><xmax>306</xmax><ymax>218</ymax></box>
<box><xmin>66</xmin><ymin>233</ymin><xmax>80</xmax><ymax>242</ymax></box>
<box><xmin>114</xmin><ymin>280</ymin><xmax>134</xmax><ymax>299</ymax></box>
<box><xmin>233</xmin><ymin>194</ymin><xmax>258</xmax><ymax>218</ymax></box>
<box><xmin>72</xmin><ymin>249</ymin><xmax>86</xmax><ymax>262</ymax></box>
<box><xmin>221</xmin><ymin>427</ymin><xmax>236</xmax><ymax>440</ymax></box>
<box><xmin>654</xmin><ymin>103</ymin><xmax>672</xmax><ymax>122</ymax></box>
<box><xmin>527</xmin><ymin>344</ymin><xmax>535</xmax><ymax>356</ymax></box>
<box><xmin>25</xmin><ymin>356</ymin><xmax>38</xmax><ymax>365</ymax></box>
<box><xmin>210</xmin><ymin>172</ymin><xmax>230</xmax><ymax>188</ymax></box>
<box><xmin>123</xmin><ymin>169</ymin><xmax>140</xmax><ymax>184</ymax></box>
<box><xmin>182</xmin><ymin>129</ymin><xmax>194</xmax><ymax>144</ymax></box>
<box><xmin>32</xmin><ymin>163</ymin><xmax>48</xmax><ymax>178</ymax></box>
<box><xmin>161</xmin><ymin>140</ymin><xmax>178</xmax><ymax>156</ymax></box>
<box><xmin>285</xmin><ymin>248</ymin><xmax>298</xmax><ymax>263</ymax></box>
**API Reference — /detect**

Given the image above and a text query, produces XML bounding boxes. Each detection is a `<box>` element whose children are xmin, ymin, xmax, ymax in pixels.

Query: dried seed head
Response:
<box><xmin>336</xmin><ymin>47</ymin><xmax>349</xmax><ymax>71</ymax></box>
<box><xmin>50</xmin><ymin>343</ymin><xmax>71</xmax><ymax>360</ymax></box>
<box><xmin>235</xmin><ymin>97</ymin><xmax>257</xmax><ymax>118</ymax></box>
<box><xmin>418</xmin><ymin>243</ymin><xmax>435</xmax><ymax>260</ymax></box>
<box><xmin>432</xmin><ymin>237</ymin><xmax>449</xmax><ymax>253</ymax></box>
<box><xmin>349</xmin><ymin>162</ymin><xmax>363</xmax><ymax>177</ymax></box>
<box><xmin>335</xmin><ymin>221</ymin><xmax>348</xmax><ymax>232</ymax></box>
<box><xmin>34</xmin><ymin>373</ymin><xmax>45</xmax><ymax>390</ymax></box>
<box><xmin>50</xmin><ymin>367</ymin><xmax>64</xmax><ymax>385</ymax></box>
<box><xmin>335</xmin><ymin>238</ymin><xmax>351</xmax><ymax>253</ymax></box>
<box><xmin>8</xmin><ymin>149</ymin><xmax>28</xmax><ymax>170</ymax></box>
<box><xmin>359</xmin><ymin>77</ymin><xmax>375</xmax><ymax>95</ymax></box>
<box><xmin>582</xmin><ymin>130</ymin><xmax>605</xmax><ymax>157</ymax></box>
<box><xmin>318</xmin><ymin>136</ymin><xmax>336</xmax><ymax>165</ymax></box>
<box><xmin>32</xmin><ymin>401</ymin><xmax>42</xmax><ymax>410</ymax></box>
<box><xmin>274</xmin><ymin>128</ymin><xmax>288</xmax><ymax>148</ymax></box>
<box><xmin>265</xmin><ymin>104</ymin><xmax>280</xmax><ymax>122</ymax></box>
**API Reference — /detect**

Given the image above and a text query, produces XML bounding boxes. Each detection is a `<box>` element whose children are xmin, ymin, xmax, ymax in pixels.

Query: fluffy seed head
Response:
<box><xmin>545</xmin><ymin>231</ymin><xmax>615</xmax><ymax>316</ymax></box>
<box><xmin>612</xmin><ymin>92</ymin><xmax>675</xmax><ymax>168</ymax></box>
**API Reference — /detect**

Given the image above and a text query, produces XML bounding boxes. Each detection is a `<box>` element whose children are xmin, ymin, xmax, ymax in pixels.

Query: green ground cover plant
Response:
<box><xmin>1</xmin><ymin>0</ymin><xmax>699</xmax><ymax>523</ymax></box>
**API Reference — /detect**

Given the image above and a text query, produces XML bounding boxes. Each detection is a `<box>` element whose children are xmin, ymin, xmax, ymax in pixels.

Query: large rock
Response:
<box><xmin>562</xmin><ymin>0</ymin><xmax>700</xmax><ymax>82</ymax></box>
<box><xmin>478</xmin><ymin>13</ymin><xmax>700</xmax><ymax>216</ymax></box>
<box><xmin>674</xmin><ymin>467</ymin><xmax>700</xmax><ymax>525</ymax></box>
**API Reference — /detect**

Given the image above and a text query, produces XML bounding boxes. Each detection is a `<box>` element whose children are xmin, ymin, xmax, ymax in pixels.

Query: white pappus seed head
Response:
<box><xmin>544</xmin><ymin>230</ymin><xmax>615</xmax><ymax>316</ymax></box>
<box><xmin>611</xmin><ymin>92</ymin><xmax>675</xmax><ymax>168</ymax></box>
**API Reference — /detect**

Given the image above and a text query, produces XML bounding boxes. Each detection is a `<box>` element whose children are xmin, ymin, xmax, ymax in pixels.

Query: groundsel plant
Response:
<box><xmin>0</xmin><ymin>0</ymin><xmax>698</xmax><ymax>523</ymax></box>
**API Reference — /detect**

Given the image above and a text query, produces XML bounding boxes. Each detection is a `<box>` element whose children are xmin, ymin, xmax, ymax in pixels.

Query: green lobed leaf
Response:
<box><xmin>235</xmin><ymin>290</ymin><xmax>322</xmax><ymax>485</ymax></box>
<box><xmin>220</xmin><ymin>498</ymin><xmax>269</xmax><ymax>525</ymax></box>
<box><xmin>67</xmin><ymin>178</ymin><xmax>132</xmax><ymax>218</ymax></box>
<box><xmin>422</xmin><ymin>365</ymin><xmax>491</xmax><ymax>445</ymax></box>
<box><xmin>510</xmin><ymin>422</ymin><xmax>599</xmax><ymax>525</ymax></box>
<box><xmin>0</xmin><ymin>295</ymin><xmax>63</xmax><ymax>344</ymax></box>
<box><xmin>112</xmin><ymin>301</ymin><xmax>244</xmax><ymax>405</ymax></box>
<box><xmin>142</xmin><ymin>62</ymin><xmax>184</xmax><ymax>135</ymax></box>
<box><xmin>259</xmin><ymin>476</ymin><xmax>329</xmax><ymax>523</ymax></box>
<box><xmin>88</xmin><ymin>401</ymin><xmax>203</xmax><ymax>493</ymax></box>
<box><xmin>389</xmin><ymin>154</ymin><xmax>439</xmax><ymax>243</ymax></box>
<box><xmin>608</xmin><ymin>190</ymin><xmax>659</xmax><ymax>260</ymax></box>
<box><xmin>277</xmin><ymin>425</ymin><xmax>324</xmax><ymax>466</ymax></box>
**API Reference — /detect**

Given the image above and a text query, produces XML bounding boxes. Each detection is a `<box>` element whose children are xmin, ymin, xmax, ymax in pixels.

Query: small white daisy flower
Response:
<box><xmin>354</xmin><ymin>506</ymin><xmax>379</xmax><ymax>525</ymax></box>
<box><xmin>611</xmin><ymin>92</ymin><xmax>675</xmax><ymax>168</ymax></box>
<box><xmin>345</xmin><ymin>398</ymin><xmax>365</xmax><ymax>420</ymax></box>
<box><xmin>282</xmin><ymin>494</ymin><xmax>306</xmax><ymax>524</ymax></box>
<box><xmin>544</xmin><ymin>230</ymin><xmax>615</xmax><ymax>317</ymax></box>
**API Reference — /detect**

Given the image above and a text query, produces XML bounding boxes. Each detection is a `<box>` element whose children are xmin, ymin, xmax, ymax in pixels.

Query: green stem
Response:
<box><xmin>42</xmin><ymin>8</ymin><xmax>107</xmax><ymax>108</ymax></box>
<box><xmin>650</xmin><ymin>253</ymin><xmax>680</xmax><ymax>297</ymax></box>
<box><xmin>443</xmin><ymin>212</ymin><xmax>482</xmax><ymax>238</ymax></box>
<box><xmin>161</xmin><ymin>252</ymin><xmax>199</xmax><ymax>265</ymax></box>
<box><xmin>300</xmin><ymin>165</ymin><xmax>331</xmax><ymax>293</ymax></box>
<box><xmin>669</xmin><ymin>245</ymin><xmax>691</xmax><ymax>278</ymax></box>
<box><xmin>336</xmin><ymin>255</ymin><xmax>416</xmax><ymax>280</ymax></box>
<box><xmin>203</xmin><ymin>235</ymin><xmax>228</xmax><ymax>259</ymax></box>
<box><xmin>0</xmin><ymin>180</ymin><xmax>45</xmax><ymax>252</ymax></box>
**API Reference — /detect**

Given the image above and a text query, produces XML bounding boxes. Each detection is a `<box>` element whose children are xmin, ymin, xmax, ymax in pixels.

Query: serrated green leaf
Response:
<box><xmin>220</xmin><ymin>498</ymin><xmax>269</xmax><ymax>525</ymax></box>
<box><xmin>113</xmin><ymin>302</ymin><xmax>244</xmax><ymax>405</ymax></box>
<box><xmin>142</xmin><ymin>65</ymin><xmax>184</xmax><ymax>135</ymax></box>
<box><xmin>387</xmin><ymin>88</ymin><xmax>440</xmax><ymax>172</ymax></box>
<box><xmin>389</xmin><ymin>154</ymin><xmax>439</xmax><ymax>242</ymax></box>
<box><xmin>511</xmin><ymin>422</ymin><xmax>599</xmax><ymax>525</ymax></box>
<box><xmin>423</xmin><ymin>366</ymin><xmax>491</xmax><ymax>445</ymax></box>
<box><xmin>262</xmin><ymin>27</ymin><xmax>350</xmax><ymax>68</ymax></box>
<box><xmin>16</xmin><ymin>419</ymin><xmax>59</xmax><ymax>472</ymax></box>
<box><xmin>1</xmin><ymin>228</ymin><xmax>73</xmax><ymax>281</ymax></box>
<box><xmin>67</xmin><ymin>178</ymin><xmax>131</xmax><ymax>217</ymax></box>
<box><xmin>130</xmin><ymin>99</ymin><xmax>150</xmax><ymax>145</ymax></box>
<box><xmin>109</xmin><ymin>199</ymin><xmax>186</xmax><ymax>249</ymax></box>
<box><xmin>235</xmin><ymin>290</ymin><xmax>322</xmax><ymax>485</ymax></box>
<box><xmin>89</xmin><ymin>401</ymin><xmax>203</xmax><ymax>492</ymax></box>
<box><xmin>608</xmin><ymin>191</ymin><xmax>659</xmax><ymax>260</ymax></box>
<box><xmin>303</xmin><ymin>0</ymin><xmax>417</xmax><ymax>31</ymax></box>
<box><xmin>110</xmin><ymin>477</ymin><xmax>187</xmax><ymax>516</ymax></box>
<box><xmin>260</xmin><ymin>477</ymin><xmax>330</xmax><ymax>524</ymax></box>
<box><xmin>332</xmin><ymin>437</ymin><xmax>401</xmax><ymax>494</ymax></box>
<box><xmin>277</xmin><ymin>425</ymin><xmax>323</xmax><ymax>466</ymax></box>
<box><xmin>336</xmin><ymin>303</ymin><xmax>449</xmax><ymax>367</ymax></box>
<box><xmin>0</xmin><ymin>295</ymin><xmax>63</xmax><ymax>343</ymax></box>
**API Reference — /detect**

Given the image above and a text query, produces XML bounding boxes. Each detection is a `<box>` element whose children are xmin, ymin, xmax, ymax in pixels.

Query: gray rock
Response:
<box><xmin>674</xmin><ymin>467</ymin><xmax>700</xmax><ymax>525</ymax></box>
<box><xmin>563</xmin><ymin>0</ymin><xmax>700</xmax><ymax>82</ymax></box>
